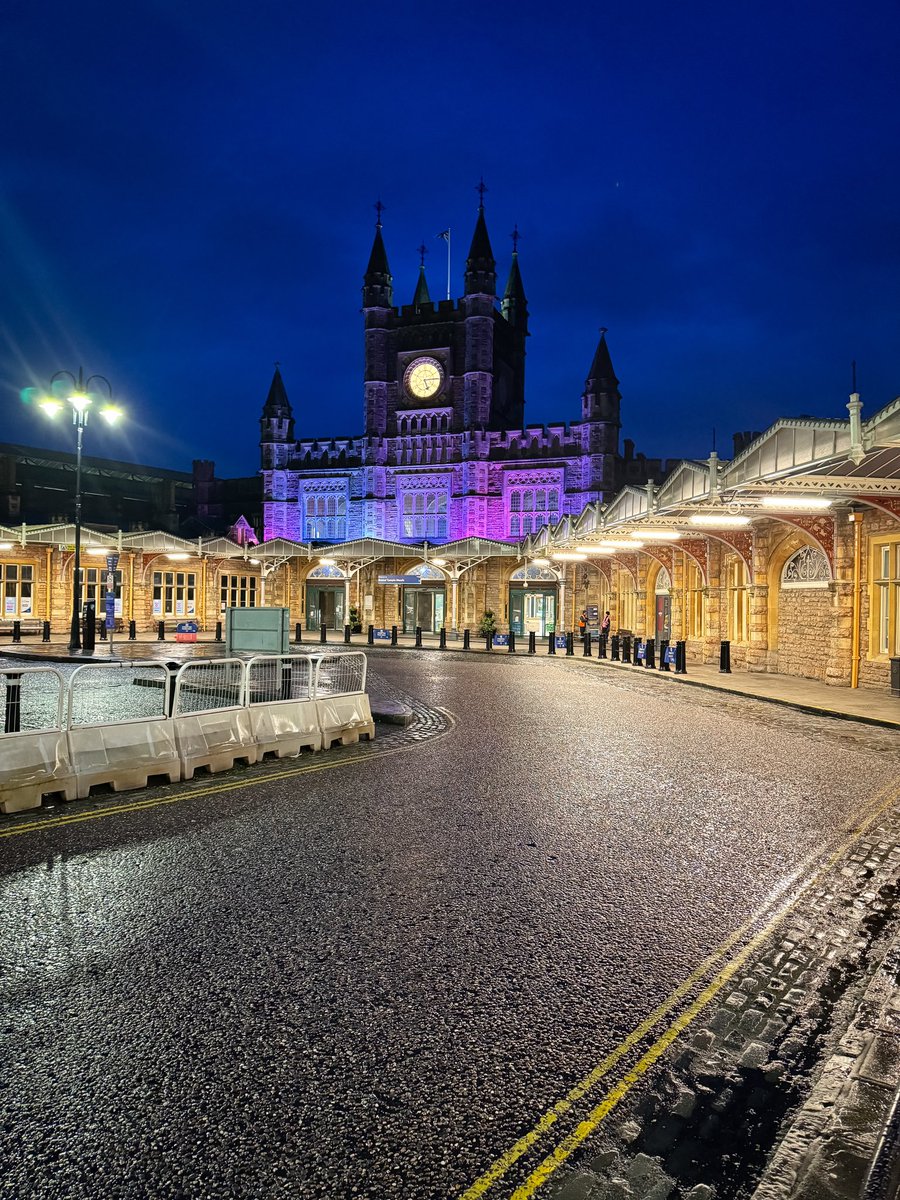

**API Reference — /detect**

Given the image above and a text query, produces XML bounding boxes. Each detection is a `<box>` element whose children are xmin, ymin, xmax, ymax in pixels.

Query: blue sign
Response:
<box><xmin>664</xmin><ymin>646</ymin><xmax>677</xmax><ymax>664</ymax></box>
<box><xmin>106</xmin><ymin>553</ymin><xmax>119</xmax><ymax>573</ymax></box>
<box><xmin>105</xmin><ymin>593</ymin><xmax>116</xmax><ymax>629</ymax></box>
<box><xmin>493</xmin><ymin>633</ymin><xmax>509</xmax><ymax>646</ymax></box>
<box><xmin>378</xmin><ymin>575</ymin><xmax>421</xmax><ymax>585</ymax></box>
<box><xmin>555</xmin><ymin>635</ymin><xmax>568</xmax><ymax>649</ymax></box>
<box><xmin>636</xmin><ymin>643</ymin><xmax>646</xmax><ymax>660</ymax></box>
<box><xmin>373</xmin><ymin>628</ymin><xmax>392</xmax><ymax>640</ymax></box>
<box><xmin>176</xmin><ymin>621</ymin><xmax>199</xmax><ymax>634</ymax></box>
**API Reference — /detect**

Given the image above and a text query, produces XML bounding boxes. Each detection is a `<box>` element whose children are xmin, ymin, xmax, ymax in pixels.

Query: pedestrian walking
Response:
<box><xmin>600</xmin><ymin>610</ymin><xmax>611</xmax><ymax>636</ymax></box>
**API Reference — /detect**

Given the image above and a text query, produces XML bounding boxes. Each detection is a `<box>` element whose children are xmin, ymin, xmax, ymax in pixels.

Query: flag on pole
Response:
<box><xmin>437</xmin><ymin>229</ymin><xmax>450</xmax><ymax>242</ymax></box>
<box><xmin>436</xmin><ymin>229</ymin><xmax>451</xmax><ymax>299</ymax></box>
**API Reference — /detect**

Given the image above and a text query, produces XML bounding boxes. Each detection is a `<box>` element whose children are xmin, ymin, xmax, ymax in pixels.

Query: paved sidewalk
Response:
<box><xmin>3</xmin><ymin>630</ymin><xmax>898</xmax><ymax>731</ymax></box>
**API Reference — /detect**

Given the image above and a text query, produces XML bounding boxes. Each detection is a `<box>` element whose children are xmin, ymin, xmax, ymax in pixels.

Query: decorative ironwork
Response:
<box><xmin>781</xmin><ymin>546</ymin><xmax>830</xmax><ymax>586</ymax></box>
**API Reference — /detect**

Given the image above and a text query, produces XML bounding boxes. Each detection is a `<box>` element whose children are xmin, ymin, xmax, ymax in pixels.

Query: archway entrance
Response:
<box><xmin>509</xmin><ymin>565</ymin><xmax>560</xmax><ymax>636</ymax></box>
<box><xmin>654</xmin><ymin>567</ymin><xmax>672</xmax><ymax>643</ymax></box>
<box><xmin>306</xmin><ymin>563</ymin><xmax>346</xmax><ymax>630</ymax></box>
<box><xmin>401</xmin><ymin>563</ymin><xmax>447</xmax><ymax>633</ymax></box>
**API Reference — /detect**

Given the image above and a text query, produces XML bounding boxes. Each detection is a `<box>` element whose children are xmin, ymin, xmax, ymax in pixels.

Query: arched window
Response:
<box><xmin>510</xmin><ymin>515</ymin><xmax>520</xmax><ymax>537</ymax></box>
<box><xmin>781</xmin><ymin>545</ymin><xmax>830</xmax><ymax>587</ymax></box>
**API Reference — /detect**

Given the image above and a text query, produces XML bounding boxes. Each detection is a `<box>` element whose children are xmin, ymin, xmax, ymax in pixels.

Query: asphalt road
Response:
<box><xmin>1</xmin><ymin>652</ymin><xmax>898</xmax><ymax>1200</ymax></box>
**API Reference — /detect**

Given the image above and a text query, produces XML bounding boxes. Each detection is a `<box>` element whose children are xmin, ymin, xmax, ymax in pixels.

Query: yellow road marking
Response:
<box><xmin>0</xmin><ymin>710</ymin><xmax>455</xmax><ymax>840</ymax></box>
<box><xmin>460</xmin><ymin>777</ymin><xmax>900</xmax><ymax>1200</ymax></box>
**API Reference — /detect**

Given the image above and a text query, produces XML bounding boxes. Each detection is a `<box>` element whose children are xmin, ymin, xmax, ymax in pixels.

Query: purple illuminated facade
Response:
<box><xmin>261</xmin><ymin>204</ymin><xmax>645</xmax><ymax>545</ymax></box>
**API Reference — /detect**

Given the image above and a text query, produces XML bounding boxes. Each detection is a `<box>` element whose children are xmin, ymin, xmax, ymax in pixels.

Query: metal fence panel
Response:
<box><xmin>68</xmin><ymin>662</ymin><xmax>171</xmax><ymax>728</ymax></box>
<box><xmin>312</xmin><ymin>651</ymin><xmax>367</xmax><ymax>698</ymax></box>
<box><xmin>0</xmin><ymin>667</ymin><xmax>65</xmax><ymax>734</ymax></box>
<box><xmin>246</xmin><ymin>655</ymin><xmax>314</xmax><ymax>705</ymax></box>
<box><xmin>173</xmin><ymin>659</ymin><xmax>246</xmax><ymax>716</ymax></box>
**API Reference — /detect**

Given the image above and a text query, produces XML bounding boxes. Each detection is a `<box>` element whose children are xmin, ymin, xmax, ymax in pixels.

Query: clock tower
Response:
<box><xmin>361</xmin><ymin>199</ymin><xmax>527</xmax><ymax>439</ymax></box>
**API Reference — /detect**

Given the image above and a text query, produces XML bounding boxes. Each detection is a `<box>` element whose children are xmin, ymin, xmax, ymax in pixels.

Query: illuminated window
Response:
<box><xmin>685</xmin><ymin>561</ymin><xmax>705</xmax><ymax>639</ymax></box>
<box><xmin>82</xmin><ymin>567</ymin><xmax>123</xmax><ymax>618</ymax></box>
<box><xmin>507</xmin><ymin>484</ymin><xmax>561</xmax><ymax>537</ymax></box>
<box><xmin>873</xmin><ymin>538</ymin><xmax>900</xmax><ymax>656</ymax></box>
<box><xmin>0</xmin><ymin>563</ymin><xmax>34</xmax><ymax>618</ymax></box>
<box><xmin>303</xmin><ymin>492</ymin><xmax>347</xmax><ymax>540</ymax></box>
<box><xmin>152</xmin><ymin>570</ymin><xmax>196</xmax><ymax>618</ymax></box>
<box><xmin>618</xmin><ymin>571</ymin><xmax>637</xmax><ymax>632</ymax></box>
<box><xmin>400</xmin><ymin>489</ymin><xmax>448</xmax><ymax>540</ymax></box>
<box><xmin>220</xmin><ymin>574</ymin><xmax>258</xmax><ymax>609</ymax></box>
<box><xmin>726</xmin><ymin>557</ymin><xmax>749</xmax><ymax>643</ymax></box>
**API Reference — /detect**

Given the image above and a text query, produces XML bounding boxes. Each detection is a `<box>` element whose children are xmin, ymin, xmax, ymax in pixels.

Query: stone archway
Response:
<box><xmin>766</xmin><ymin>529</ymin><xmax>833</xmax><ymax>678</ymax></box>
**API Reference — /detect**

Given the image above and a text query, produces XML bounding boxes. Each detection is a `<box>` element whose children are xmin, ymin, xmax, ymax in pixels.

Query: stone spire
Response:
<box><xmin>464</xmin><ymin>180</ymin><xmax>496</xmax><ymax>296</ymax></box>
<box><xmin>501</xmin><ymin>228</ymin><xmax>528</xmax><ymax>330</ymax></box>
<box><xmin>362</xmin><ymin>201</ymin><xmax>393</xmax><ymax>308</ymax></box>
<box><xmin>413</xmin><ymin>243</ymin><xmax>431</xmax><ymax>306</ymax></box>
<box><xmin>581</xmin><ymin>328</ymin><xmax>621</xmax><ymax>424</ymax></box>
<box><xmin>261</xmin><ymin>363</ymin><xmax>292</xmax><ymax>422</ymax></box>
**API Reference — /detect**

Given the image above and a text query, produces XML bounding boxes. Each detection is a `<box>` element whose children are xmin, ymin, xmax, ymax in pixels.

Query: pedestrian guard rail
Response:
<box><xmin>0</xmin><ymin>652</ymin><xmax>373</xmax><ymax>814</ymax></box>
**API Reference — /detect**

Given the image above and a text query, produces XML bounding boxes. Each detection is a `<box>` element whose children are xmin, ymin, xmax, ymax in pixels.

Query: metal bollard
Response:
<box><xmin>344</xmin><ymin>624</ymin><xmax>351</xmax><ymax>644</ymax></box>
<box><xmin>157</xmin><ymin>620</ymin><xmax>165</xmax><ymax>641</ymax></box>
<box><xmin>507</xmin><ymin>630</ymin><xmax>516</xmax><ymax>653</ymax></box>
<box><xmin>528</xmin><ymin>631</ymin><xmax>536</xmax><ymax>655</ymax></box>
<box><xmin>215</xmin><ymin>620</ymin><xmax>223</xmax><ymax>642</ymax></box>
<box><xmin>4</xmin><ymin>672</ymin><xmax>22</xmax><ymax>734</ymax></box>
<box><xmin>320</xmin><ymin>623</ymin><xmax>327</xmax><ymax>644</ymax></box>
<box><xmin>611</xmin><ymin>635</ymin><xmax>620</xmax><ymax>661</ymax></box>
<box><xmin>42</xmin><ymin>621</ymin><xmax>51</xmax><ymax>642</ymax></box>
<box><xmin>165</xmin><ymin>661</ymin><xmax>180</xmax><ymax>717</ymax></box>
<box><xmin>367</xmin><ymin>625</ymin><xmax>374</xmax><ymax>646</ymax></box>
<box><xmin>548</xmin><ymin>632</ymin><xmax>556</xmax><ymax>655</ymax></box>
<box><xmin>485</xmin><ymin>632</ymin><xmax>493</xmax><ymax>652</ymax></box>
<box><xmin>128</xmin><ymin>619</ymin><xmax>137</xmax><ymax>641</ymax></box>
<box><xmin>675</xmin><ymin>640</ymin><xmax>687</xmax><ymax>674</ymax></box>
<box><xmin>463</xmin><ymin>629</ymin><xmax>470</xmax><ymax>650</ymax></box>
<box><xmin>98</xmin><ymin>620</ymin><xmax>107</xmax><ymax>641</ymax></box>
<box><xmin>582</xmin><ymin>632</ymin><xmax>592</xmax><ymax>657</ymax></box>
<box><xmin>622</xmin><ymin>636</ymin><xmax>631</xmax><ymax>664</ymax></box>
<box><xmin>719</xmin><ymin>640</ymin><xmax>731</xmax><ymax>673</ymax></box>
<box><xmin>564</xmin><ymin>632</ymin><xmax>573</xmax><ymax>656</ymax></box>
<box><xmin>11</xmin><ymin>620</ymin><xmax>21</xmax><ymax>644</ymax></box>
<box><xmin>415</xmin><ymin>626</ymin><xmax>422</xmax><ymax>648</ymax></box>
<box><xmin>598</xmin><ymin>634</ymin><xmax>607</xmax><ymax>659</ymax></box>
<box><xmin>391</xmin><ymin>625</ymin><xmax>398</xmax><ymax>646</ymax></box>
<box><xmin>295</xmin><ymin>622</ymin><xmax>302</xmax><ymax>644</ymax></box>
<box><xmin>439</xmin><ymin>627</ymin><xmax>446</xmax><ymax>650</ymax></box>
<box><xmin>645</xmin><ymin>639</ymin><xmax>656</xmax><ymax>669</ymax></box>
<box><xmin>659</xmin><ymin>639</ymin><xmax>670</xmax><ymax>671</ymax></box>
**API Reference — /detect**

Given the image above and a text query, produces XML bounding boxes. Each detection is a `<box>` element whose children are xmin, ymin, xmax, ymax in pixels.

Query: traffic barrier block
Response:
<box><xmin>250</xmin><ymin>700</ymin><xmax>322</xmax><ymax>758</ymax></box>
<box><xmin>316</xmin><ymin>693</ymin><xmax>375</xmax><ymax>750</ymax></box>
<box><xmin>0</xmin><ymin>731</ymin><xmax>76</xmax><ymax>813</ymax></box>
<box><xmin>173</xmin><ymin>709</ymin><xmax>258</xmax><ymax>779</ymax></box>
<box><xmin>67</xmin><ymin>720</ymin><xmax>181</xmax><ymax>799</ymax></box>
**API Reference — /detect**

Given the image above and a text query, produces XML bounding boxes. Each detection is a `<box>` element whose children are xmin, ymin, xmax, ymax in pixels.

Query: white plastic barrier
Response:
<box><xmin>171</xmin><ymin>659</ymin><xmax>258</xmax><ymax>779</ymax></box>
<box><xmin>313</xmin><ymin>652</ymin><xmax>374</xmax><ymax>749</ymax></box>
<box><xmin>0</xmin><ymin>668</ymin><xmax>76</xmax><ymax>813</ymax></box>
<box><xmin>66</xmin><ymin>663</ymin><xmax>180</xmax><ymax>798</ymax></box>
<box><xmin>246</xmin><ymin>655</ymin><xmax>321</xmax><ymax>757</ymax></box>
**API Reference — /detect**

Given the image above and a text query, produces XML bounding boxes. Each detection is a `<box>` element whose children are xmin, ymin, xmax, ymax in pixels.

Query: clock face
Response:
<box><xmin>404</xmin><ymin>357</ymin><xmax>444</xmax><ymax>401</ymax></box>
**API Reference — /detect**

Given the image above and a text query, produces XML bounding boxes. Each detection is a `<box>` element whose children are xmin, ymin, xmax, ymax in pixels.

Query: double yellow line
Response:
<box><xmin>458</xmin><ymin>776</ymin><xmax>900</xmax><ymax>1200</ymax></box>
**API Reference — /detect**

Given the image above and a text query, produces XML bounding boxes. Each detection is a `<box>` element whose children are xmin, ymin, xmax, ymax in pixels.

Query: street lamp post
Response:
<box><xmin>40</xmin><ymin>369</ymin><xmax>122</xmax><ymax>651</ymax></box>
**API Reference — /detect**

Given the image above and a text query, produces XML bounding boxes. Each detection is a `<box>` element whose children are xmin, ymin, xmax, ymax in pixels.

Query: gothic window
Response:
<box><xmin>400</xmin><ymin>488</ymin><xmax>449</xmax><ymax>540</ymax></box>
<box><xmin>781</xmin><ymin>545</ymin><xmax>830</xmax><ymax>587</ymax></box>
<box><xmin>522</xmin><ymin>516</ymin><xmax>532</xmax><ymax>535</ymax></box>
<box><xmin>510</xmin><ymin>515</ymin><xmax>520</xmax><ymax>537</ymax></box>
<box><xmin>549</xmin><ymin>489</ymin><xmax>559</xmax><ymax>512</ymax></box>
<box><xmin>523</xmin><ymin>491</ymin><xmax>534</xmax><ymax>511</ymax></box>
<box><xmin>510</xmin><ymin>493</ymin><xmax>522</xmax><ymax>512</ymax></box>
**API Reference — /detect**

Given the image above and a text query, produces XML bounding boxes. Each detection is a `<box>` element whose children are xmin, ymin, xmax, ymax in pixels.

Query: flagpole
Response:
<box><xmin>446</xmin><ymin>227</ymin><xmax>451</xmax><ymax>300</ymax></box>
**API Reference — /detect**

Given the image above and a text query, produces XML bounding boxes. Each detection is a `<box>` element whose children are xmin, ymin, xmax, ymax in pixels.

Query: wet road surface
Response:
<box><xmin>1</xmin><ymin>652</ymin><xmax>898</xmax><ymax>1199</ymax></box>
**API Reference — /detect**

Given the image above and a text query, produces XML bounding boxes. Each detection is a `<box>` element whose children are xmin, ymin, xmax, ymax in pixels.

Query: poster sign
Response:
<box><xmin>492</xmin><ymin>633</ymin><xmax>509</xmax><ymax>646</ymax></box>
<box><xmin>378</xmin><ymin>575</ymin><xmax>420</xmax><ymax>585</ymax></box>
<box><xmin>586</xmin><ymin>605</ymin><xmax>599</xmax><ymax>621</ymax></box>
<box><xmin>555</xmin><ymin>634</ymin><xmax>568</xmax><ymax>649</ymax></box>
<box><xmin>373</xmin><ymin>628</ymin><xmax>392</xmax><ymax>641</ymax></box>
<box><xmin>664</xmin><ymin>646</ymin><xmax>677</xmax><ymax>664</ymax></box>
<box><xmin>175</xmin><ymin>620</ymin><xmax>198</xmax><ymax>643</ymax></box>
<box><xmin>636</xmin><ymin>643</ymin><xmax>646</xmax><ymax>660</ymax></box>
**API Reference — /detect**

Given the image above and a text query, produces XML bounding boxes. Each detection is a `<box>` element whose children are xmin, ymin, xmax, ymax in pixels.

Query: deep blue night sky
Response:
<box><xmin>2</xmin><ymin>0</ymin><xmax>898</xmax><ymax>479</ymax></box>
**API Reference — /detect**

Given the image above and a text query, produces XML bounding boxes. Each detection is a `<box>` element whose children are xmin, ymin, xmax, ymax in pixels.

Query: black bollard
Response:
<box><xmin>320</xmin><ymin>622</ymin><xmax>327</xmax><ymax>644</ymax></box>
<box><xmin>157</xmin><ymin>620</ymin><xmax>165</xmax><ymax>641</ymax></box>
<box><xmin>645</xmin><ymin>640</ymin><xmax>656</xmax><ymax>669</ymax></box>
<box><xmin>548</xmin><ymin>632</ymin><xmax>556</xmax><ymax>655</ymax></box>
<box><xmin>564</xmin><ymin>632</ymin><xmax>573</xmax><ymax>656</ymax></box>
<box><xmin>3</xmin><ymin>672</ymin><xmax>22</xmax><ymax>734</ymax></box>
<box><xmin>622</xmin><ymin>636</ymin><xmax>631</xmax><ymax>664</ymax></box>
<box><xmin>280</xmin><ymin>659</ymin><xmax>293</xmax><ymax>701</ymax></box>
<box><xmin>582</xmin><ymin>632</ymin><xmax>592</xmax><ymax>657</ymax></box>
<box><xmin>439</xmin><ymin>627</ymin><xmax>446</xmax><ymax>650</ymax></box>
<box><xmin>11</xmin><ymin>620</ymin><xmax>20</xmax><ymax>644</ymax></box>
<box><xmin>611</xmin><ymin>635</ymin><xmax>620</xmax><ymax>661</ymax></box>
<box><xmin>599</xmin><ymin>634</ymin><xmax>607</xmax><ymax>659</ymax></box>
<box><xmin>215</xmin><ymin>620</ymin><xmax>223</xmax><ymax>642</ymax></box>
<box><xmin>507</xmin><ymin>630</ymin><xmax>516</xmax><ymax>653</ymax></box>
<box><xmin>635</xmin><ymin>638</ymin><xmax>646</xmax><ymax>666</ymax></box>
<box><xmin>128</xmin><ymin>619</ymin><xmax>137</xmax><ymax>641</ymax></box>
<box><xmin>659</xmin><ymin>639</ymin><xmax>670</xmax><ymax>672</ymax></box>
<box><xmin>415</xmin><ymin>626</ymin><xmax>423</xmax><ymax>648</ymax></box>
<box><xmin>295</xmin><ymin>622</ymin><xmax>302</xmax><ymax>644</ymax></box>
<box><xmin>719</xmin><ymin>640</ymin><xmax>731</xmax><ymax>674</ymax></box>
<box><xmin>391</xmin><ymin>625</ymin><xmax>398</xmax><ymax>646</ymax></box>
<box><xmin>82</xmin><ymin>612</ymin><xmax>96</xmax><ymax>654</ymax></box>
<box><xmin>42</xmin><ymin>621</ymin><xmax>51</xmax><ymax>643</ymax></box>
<box><xmin>485</xmin><ymin>632</ymin><xmax>493</xmax><ymax>652</ymax></box>
<box><xmin>675</xmin><ymin>640</ymin><xmax>687</xmax><ymax>674</ymax></box>
<box><xmin>367</xmin><ymin>625</ymin><xmax>374</xmax><ymax>646</ymax></box>
<box><xmin>344</xmin><ymin>624</ymin><xmax>351</xmax><ymax>644</ymax></box>
<box><xmin>528</xmin><ymin>631</ymin><xmax>536</xmax><ymax>655</ymax></box>
<box><xmin>463</xmin><ymin>629</ymin><xmax>470</xmax><ymax>650</ymax></box>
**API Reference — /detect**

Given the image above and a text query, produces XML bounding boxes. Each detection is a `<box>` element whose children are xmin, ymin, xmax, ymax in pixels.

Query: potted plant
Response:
<box><xmin>477</xmin><ymin>609</ymin><xmax>497</xmax><ymax>636</ymax></box>
<box><xmin>348</xmin><ymin>605</ymin><xmax>363</xmax><ymax>634</ymax></box>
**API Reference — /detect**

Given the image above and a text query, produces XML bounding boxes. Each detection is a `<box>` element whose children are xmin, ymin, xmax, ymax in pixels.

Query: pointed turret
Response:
<box><xmin>362</xmin><ymin>215</ymin><xmax>393</xmax><ymax>308</ymax></box>
<box><xmin>581</xmin><ymin>328</ymin><xmax>621</xmax><ymax>427</ymax></box>
<box><xmin>464</xmin><ymin>203</ymin><xmax>496</xmax><ymax>296</ymax></box>
<box><xmin>261</xmin><ymin>364</ymin><xmax>293</xmax><ymax>423</ymax></box>
<box><xmin>412</xmin><ymin>263</ymin><xmax>431</xmax><ymax>307</ymax></box>
<box><xmin>501</xmin><ymin>248</ymin><xmax>528</xmax><ymax>331</ymax></box>
<box><xmin>260</xmin><ymin>364</ymin><xmax>295</xmax><ymax>474</ymax></box>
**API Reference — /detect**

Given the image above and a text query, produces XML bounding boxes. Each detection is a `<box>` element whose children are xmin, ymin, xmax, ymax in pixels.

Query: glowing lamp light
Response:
<box><xmin>532</xmin><ymin>557</ymin><xmax>550</xmax><ymax>567</ymax></box>
<box><xmin>69</xmin><ymin>392</ymin><xmax>92</xmax><ymax>414</ymax></box>
<box><xmin>319</xmin><ymin>557</ymin><xmax>336</xmax><ymax>565</ymax></box>
<box><xmin>87</xmin><ymin>547</ymin><xmax>111</xmax><ymax>556</ymax></box>
<box><xmin>551</xmin><ymin>552</ymin><xmax>588</xmax><ymax>561</ymax></box>
<box><xmin>249</xmin><ymin>558</ymin><xmax>260</xmax><ymax>565</ymax></box>
<box><xmin>761</xmin><ymin>496</ymin><xmax>832</xmax><ymax>511</ymax></box>
<box><xmin>100</xmin><ymin>405</ymin><xmax>123</xmax><ymax>425</ymax></box>
<box><xmin>597</xmin><ymin>539</ymin><xmax>642</xmax><ymax>549</ymax></box>
<box><xmin>571</xmin><ymin>544</ymin><xmax>612</xmax><ymax>555</ymax></box>
<box><xmin>0</xmin><ymin>542</ymin><xmax>12</xmax><ymax>551</ymax></box>
<box><xmin>430</xmin><ymin>557</ymin><xmax>447</xmax><ymax>566</ymax></box>
<box><xmin>689</xmin><ymin>514</ymin><xmax>752</xmax><ymax>528</ymax></box>
<box><xmin>630</xmin><ymin>529</ymin><xmax>682</xmax><ymax>540</ymax></box>
<box><xmin>167</xmin><ymin>552</ymin><xmax>190</xmax><ymax>560</ymax></box>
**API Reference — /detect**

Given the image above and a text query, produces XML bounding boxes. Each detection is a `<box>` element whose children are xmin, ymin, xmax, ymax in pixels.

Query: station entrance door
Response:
<box><xmin>403</xmin><ymin>587</ymin><xmax>446</xmax><ymax>634</ymax></box>
<box><xmin>509</xmin><ymin>588</ymin><xmax>557</xmax><ymax>636</ymax></box>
